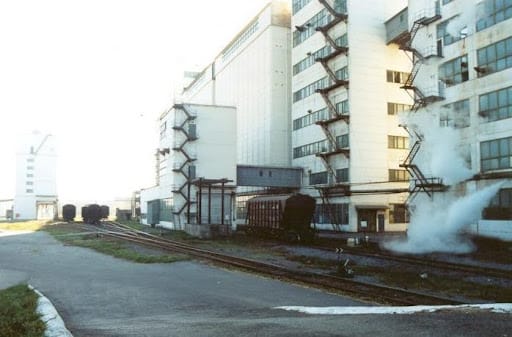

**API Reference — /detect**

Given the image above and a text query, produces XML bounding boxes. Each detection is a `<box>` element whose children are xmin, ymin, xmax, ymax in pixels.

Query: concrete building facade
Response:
<box><xmin>13</xmin><ymin>132</ymin><xmax>58</xmax><ymax>220</ymax></box>
<box><xmin>291</xmin><ymin>0</ymin><xmax>412</xmax><ymax>232</ymax></box>
<box><xmin>140</xmin><ymin>104</ymin><xmax>237</xmax><ymax>233</ymax></box>
<box><xmin>387</xmin><ymin>0</ymin><xmax>512</xmax><ymax>238</ymax></box>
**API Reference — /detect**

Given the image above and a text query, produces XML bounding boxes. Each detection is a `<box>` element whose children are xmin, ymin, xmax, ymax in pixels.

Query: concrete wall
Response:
<box><xmin>182</xmin><ymin>1</ymin><xmax>292</xmax><ymax>168</ymax></box>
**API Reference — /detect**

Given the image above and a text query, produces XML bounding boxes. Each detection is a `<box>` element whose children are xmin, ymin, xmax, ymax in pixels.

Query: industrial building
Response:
<box><xmin>386</xmin><ymin>0</ymin><xmax>512</xmax><ymax>238</ymax></box>
<box><xmin>291</xmin><ymin>0</ymin><xmax>412</xmax><ymax>232</ymax></box>
<box><xmin>140</xmin><ymin>103</ymin><xmax>237</xmax><ymax>235</ymax></box>
<box><xmin>140</xmin><ymin>0</ymin><xmax>297</xmax><ymax>234</ymax></box>
<box><xmin>13</xmin><ymin>132</ymin><xmax>58</xmax><ymax>220</ymax></box>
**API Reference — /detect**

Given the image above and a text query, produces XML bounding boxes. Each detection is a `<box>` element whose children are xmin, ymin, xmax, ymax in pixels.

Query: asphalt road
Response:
<box><xmin>0</xmin><ymin>230</ymin><xmax>510</xmax><ymax>337</ymax></box>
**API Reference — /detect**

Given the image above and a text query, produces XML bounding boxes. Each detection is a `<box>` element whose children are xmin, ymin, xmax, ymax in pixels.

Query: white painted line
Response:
<box><xmin>276</xmin><ymin>303</ymin><xmax>512</xmax><ymax>315</ymax></box>
<box><xmin>29</xmin><ymin>285</ymin><xmax>74</xmax><ymax>337</ymax></box>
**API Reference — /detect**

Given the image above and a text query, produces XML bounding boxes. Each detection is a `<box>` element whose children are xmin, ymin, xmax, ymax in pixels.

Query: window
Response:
<box><xmin>335</xmin><ymin>66</ymin><xmax>349</xmax><ymax>81</ymax></box>
<box><xmin>386</xmin><ymin>70</ymin><xmax>410</xmax><ymax>84</ymax></box>
<box><xmin>159</xmin><ymin>198</ymin><xmax>174</xmax><ymax>222</ymax></box>
<box><xmin>389</xmin><ymin>169</ymin><xmax>409</xmax><ymax>182</ymax></box>
<box><xmin>26</xmin><ymin>158</ymin><xmax>34</xmax><ymax>163</ymax></box>
<box><xmin>479</xmin><ymin>86</ymin><xmax>512</xmax><ymax>122</ymax></box>
<box><xmin>439</xmin><ymin>55</ymin><xmax>468</xmax><ymax>86</ymax></box>
<box><xmin>314</xmin><ymin>203</ymin><xmax>349</xmax><ymax>225</ymax></box>
<box><xmin>336</xmin><ymin>134</ymin><xmax>349</xmax><ymax>148</ymax></box>
<box><xmin>293</xmin><ymin>76</ymin><xmax>330</xmax><ymax>102</ymax></box>
<box><xmin>293</xmin><ymin>9</ymin><xmax>331</xmax><ymax>47</ymax></box>
<box><xmin>336</xmin><ymin>168</ymin><xmax>349</xmax><ymax>183</ymax></box>
<box><xmin>388</xmin><ymin>136</ymin><xmax>409</xmax><ymax>149</ymax></box>
<box><xmin>293</xmin><ymin>140</ymin><xmax>328</xmax><ymax>159</ymax></box>
<box><xmin>26</xmin><ymin>166</ymin><xmax>34</xmax><ymax>170</ymax></box>
<box><xmin>26</xmin><ymin>181</ymin><xmax>33</xmax><ymax>186</ymax></box>
<box><xmin>222</xmin><ymin>21</ymin><xmax>259</xmax><ymax>61</ymax></box>
<box><xmin>334</xmin><ymin>0</ymin><xmax>347</xmax><ymax>13</ymax></box>
<box><xmin>483</xmin><ymin>188</ymin><xmax>512</xmax><ymax>220</ymax></box>
<box><xmin>389</xmin><ymin>204</ymin><xmax>409</xmax><ymax>223</ymax></box>
<box><xmin>480</xmin><ymin>136</ymin><xmax>512</xmax><ymax>171</ymax></box>
<box><xmin>477</xmin><ymin>36</ymin><xmax>512</xmax><ymax>77</ymax></box>
<box><xmin>292</xmin><ymin>0</ymin><xmax>312</xmax><ymax>14</ymax></box>
<box><xmin>160</xmin><ymin>121</ymin><xmax>167</xmax><ymax>139</ymax></box>
<box><xmin>440</xmin><ymin>99</ymin><xmax>470</xmax><ymax>128</ymax></box>
<box><xmin>335</xmin><ymin>100</ymin><xmax>349</xmax><ymax>115</ymax></box>
<box><xmin>476</xmin><ymin>0</ymin><xmax>512</xmax><ymax>32</ymax></box>
<box><xmin>437</xmin><ymin>18</ymin><xmax>466</xmax><ymax>46</ymax></box>
<box><xmin>26</xmin><ymin>189</ymin><xmax>33</xmax><ymax>193</ymax></box>
<box><xmin>26</xmin><ymin>174</ymin><xmax>34</xmax><ymax>178</ymax></box>
<box><xmin>388</xmin><ymin>102</ymin><xmax>412</xmax><ymax>115</ymax></box>
<box><xmin>293</xmin><ymin>108</ymin><xmax>329</xmax><ymax>130</ymax></box>
<box><xmin>309</xmin><ymin>171</ymin><xmax>328</xmax><ymax>185</ymax></box>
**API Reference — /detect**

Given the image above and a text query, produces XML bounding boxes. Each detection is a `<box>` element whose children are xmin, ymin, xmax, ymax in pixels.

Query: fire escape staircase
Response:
<box><xmin>171</xmin><ymin>104</ymin><xmax>197</xmax><ymax>216</ymax></box>
<box><xmin>311</xmin><ymin>0</ymin><xmax>350</xmax><ymax>219</ymax></box>
<box><xmin>399</xmin><ymin>4</ymin><xmax>443</xmax><ymax>113</ymax></box>
<box><xmin>399</xmin><ymin>126</ymin><xmax>447</xmax><ymax>204</ymax></box>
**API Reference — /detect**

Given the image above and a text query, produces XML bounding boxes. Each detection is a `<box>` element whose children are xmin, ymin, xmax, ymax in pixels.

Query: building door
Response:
<box><xmin>357</xmin><ymin>209</ymin><xmax>377</xmax><ymax>232</ymax></box>
<box><xmin>378</xmin><ymin>214</ymin><xmax>385</xmax><ymax>232</ymax></box>
<box><xmin>147</xmin><ymin>200</ymin><xmax>160</xmax><ymax>226</ymax></box>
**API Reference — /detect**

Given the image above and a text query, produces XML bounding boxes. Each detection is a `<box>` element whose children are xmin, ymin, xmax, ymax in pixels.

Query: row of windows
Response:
<box><xmin>310</xmin><ymin>171</ymin><xmax>328</xmax><ymax>185</ymax></box>
<box><xmin>476</xmin><ymin>0</ymin><xmax>512</xmax><ymax>32</ymax></box>
<box><xmin>388</xmin><ymin>136</ymin><xmax>409</xmax><ymax>149</ymax></box>
<box><xmin>293</xmin><ymin>108</ymin><xmax>329</xmax><ymax>130</ymax></box>
<box><xmin>292</xmin><ymin>0</ymin><xmax>312</xmax><ymax>14</ymax></box>
<box><xmin>439</xmin><ymin>55</ymin><xmax>468</xmax><ymax>86</ymax></box>
<box><xmin>437</xmin><ymin>18</ymin><xmax>466</xmax><ymax>47</ymax></box>
<box><xmin>293</xmin><ymin>76</ymin><xmax>330</xmax><ymax>102</ymax></box>
<box><xmin>222</xmin><ymin>21</ymin><xmax>259</xmax><ymax>61</ymax></box>
<box><xmin>386</xmin><ymin>70</ymin><xmax>410</xmax><ymax>84</ymax></box>
<box><xmin>389</xmin><ymin>169</ymin><xmax>409</xmax><ymax>182</ymax></box>
<box><xmin>292</xmin><ymin>100</ymin><xmax>349</xmax><ymax>131</ymax></box>
<box><xmin>293</xmin><ymin>34</ymin><xmax>348</xmax><ymax>75</ymax></box>
<box><xmin>387</xmin><ymin>102</ymin><xmax>412</xmax><ymax>115</ymax></box>
<box><xmin>480</xmin><ymin>136</ymin><xmax>512</xmax><ymax>171</ymax></box>
<box><xmin>293</xmin><ymin>139</ymin><xmax>328</xmax><ymax>159</ymax></box>
<box><xmin>479</xmin><ymin>86</ymin><xmax>512</xmax><ymax>122</ymax></box>
<box><xmin>293</xmin><ymin>9</ymin><xmax>331</xmax><ymax>47</ymax></box>
<box><xmin>440</xmin><ymin>99</ymin><xmax>470</xmax><ymax>128</ymax></box>
<box><xmin>293</xmin><ymin>67</ymin><xmax>349</xmax><ymax>103</ymax></box>
<box><xmin>314</xmin><ymin>203</ymin><xmax>349</xmax><ymax>225</ymax></box>
<box><xmin>477</xmin><ymin>36</ymin><xmax>512</xmax><ymax>77</ymax></box>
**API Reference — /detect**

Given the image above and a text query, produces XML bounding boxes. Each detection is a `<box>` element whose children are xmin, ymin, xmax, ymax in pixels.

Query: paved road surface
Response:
<box><xmin>0</xmin><ymin>230</ymin><xmax>510</xmax><ymax>337</ymax></box>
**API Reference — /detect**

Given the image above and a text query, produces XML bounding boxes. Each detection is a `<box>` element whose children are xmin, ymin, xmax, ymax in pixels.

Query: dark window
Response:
<box><xmin>439</xmin><ymin>55</ymin><xmax>469</xmax><ymax>86</ymax></box>
<box><xmin>476</xmin><ymin>36</ymin><xmax>512</xmax><ymax>77</ymax></box>
<box><xmin>386</xmin><ymin>70</ymin><xmax>410</xmax><ymax>84</ymax></box>
<box><xmin>314</xmin><ymin>203</ymin><xmax>349</xmax><ymax>225</ymax></box>
<box><xmin>483</xmin><ymin>188</ymin><xmax>512</xmax><ymax>220</ymax></box>
<box><xmin>310</xmin><ymin>171</ymin><xmax>328</xmax><ymax>185</ymax></box>
<box><xmin>480</xmin><ymin>136</ymin><xmax>512</xmax><ymax>171</ymax></box>
<box><xmin>476</xmin><ymin>0</ymin><xmax>512</xmax><ymax>32</ymax></box>
<box><xmin>389</xmin><ymin>169</ymin><xmax>409</xmax><ymax>182</ymax></box>
<box><xmin>479</xmin><ymin>86</ymin><xmax>512</xmax><ymax>122</ymax></box>
<box><xmin>389</xmin><ymin>204</ymin><xmax>409</xmax><ymax>223</ymax></box>
<box><xmin>440</xmin><ymin>99</ymin><xmax>470</xmax><ymax>128</ymax></box>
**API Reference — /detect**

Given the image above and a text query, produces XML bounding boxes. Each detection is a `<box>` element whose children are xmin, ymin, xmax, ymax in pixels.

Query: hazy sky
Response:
<box><xmin>0</xmin><ymin>0</ymin><xmax>270</xmax><ymax>201</ymax></box>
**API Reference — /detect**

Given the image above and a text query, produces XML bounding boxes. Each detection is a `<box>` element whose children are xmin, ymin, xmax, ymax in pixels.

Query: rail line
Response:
<box><xmin>81</xmin><ymin>221</ymin><xmax>464</xmax><ymax>306</ymax></box>
<box><xmin>311</xmin><ymin>242</ymin><xmax>512</xmax><ymax>280</ymax></box>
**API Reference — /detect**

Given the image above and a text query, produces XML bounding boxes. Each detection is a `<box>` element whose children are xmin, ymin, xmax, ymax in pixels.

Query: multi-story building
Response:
<box><xmin>181</xmin><ymin>0</ymin><xmax>292</xmax><ymax>169</ymax></box>
<box><xmin>140</xmin><ymin>104</ymin><xmax>237</xmax><ymax>234</ymax></box>
<box><xmin>13</xmin><ymin>132</ymin><xmax>58</xmax><ymax>220</ymax></box>
<box><xmin>387</xmin><ymin>0</ymin><xmax>512</xmax><ymax>238</ymax></box>
<box><xmin>292</xmin><ymin>0</ymin><xmax>412</xmax><ymax>232</ymax></box>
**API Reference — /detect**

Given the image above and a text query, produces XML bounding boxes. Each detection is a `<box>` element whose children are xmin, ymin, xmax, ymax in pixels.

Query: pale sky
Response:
<box><xmin>0</xmin><ymin>0</ymin><xmax>271</xmax><ymax>201</ymax></box>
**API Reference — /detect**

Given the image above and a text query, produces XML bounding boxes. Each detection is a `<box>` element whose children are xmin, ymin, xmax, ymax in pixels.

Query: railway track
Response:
<box><xmin>81</xmin><ymin>221</ymin><xmax>464</xmax><ymax>306</ymax></box>
<box><xmin>311</xmin><ymin>243</ymin><xmax>512</xmax><ymax>280</ymax></box>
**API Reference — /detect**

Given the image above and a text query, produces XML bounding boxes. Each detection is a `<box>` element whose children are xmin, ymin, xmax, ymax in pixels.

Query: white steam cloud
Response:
<box><xmin>385</xmin><ymin>183</ymin><xmax>503</xmax><ymax>254</ymax></box>
<box><xmin>445</xmin><ymin>0</ymin><xmax>485</xmax><ymax>39</ymax></box>
<box><xmin>389</xmin><ymin>109</ymin><xmax>498</xmax><ymax>254</ymax></box>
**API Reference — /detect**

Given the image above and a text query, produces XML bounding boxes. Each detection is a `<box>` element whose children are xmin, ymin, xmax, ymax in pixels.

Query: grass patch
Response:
<box><xmin>42</xmin><ymin>223</ymin><xmax>188</xmax><ymax>264</ymax></box>
<box><xmin>0</xmin><ymin>220</ymin><xmax>48</xmax><ymax>232</ymax></box>
<box><xmin>353</xmin><ymin>265</ymin><xmax>512</xmax><ymax>302</ymax></box>
<box><xmin>0</xmin><ymin>284</ymin><xmax>45</xmax><ymax>337</ymax></box>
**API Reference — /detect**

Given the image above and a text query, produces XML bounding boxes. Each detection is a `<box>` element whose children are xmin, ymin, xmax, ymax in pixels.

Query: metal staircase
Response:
<box><xmin>396</xmin><ymin>2</ymin><xmax>448</xmax><ymax>205</ymax></box>
<box><xmin>171</xmin><ymin>104</ymin><xmax>197</xmax><ymax>217</ymax></box>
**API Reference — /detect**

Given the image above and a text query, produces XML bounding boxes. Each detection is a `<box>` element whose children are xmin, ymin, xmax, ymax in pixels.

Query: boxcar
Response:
<box><xmin>245</xmin><ymin>193</ymin><xmax>316</xmax><ymax>242</ymax></box>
